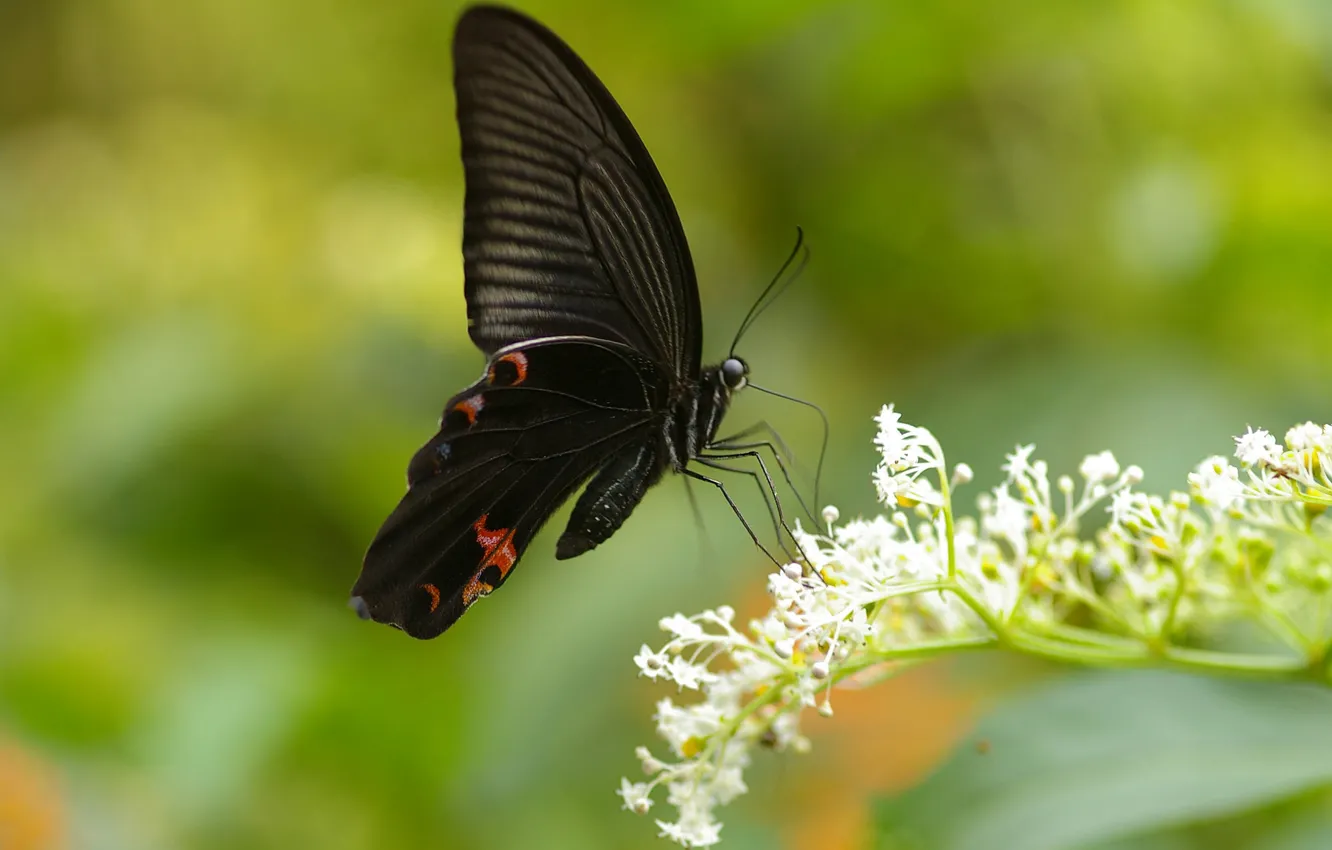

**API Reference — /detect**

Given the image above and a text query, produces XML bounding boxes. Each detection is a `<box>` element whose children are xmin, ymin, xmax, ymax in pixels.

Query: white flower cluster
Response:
<box><xmin>622</xmin><ymin>408</ymin><xmax>1332</xmax><ymax>846</ymax></box>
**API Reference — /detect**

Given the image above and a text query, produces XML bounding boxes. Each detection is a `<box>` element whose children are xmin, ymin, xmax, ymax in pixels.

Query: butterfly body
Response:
<box><xmin>351</xmin><ymin>5</ymin><xmax>751</xmax><ymax>638</ymax></box>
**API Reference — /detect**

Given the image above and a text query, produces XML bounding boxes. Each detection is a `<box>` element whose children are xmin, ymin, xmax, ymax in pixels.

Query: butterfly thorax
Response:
<box><xmin>664</xmin><ymin>359</ymin><xmax>746</xmax><ymax>471</ymax></box>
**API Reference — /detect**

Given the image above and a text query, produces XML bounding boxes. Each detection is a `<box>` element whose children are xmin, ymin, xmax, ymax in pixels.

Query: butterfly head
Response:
<box><xmin>721</xmin><ymin>357</ymin><xmax>749</xmax><ymax>391</ymax></box>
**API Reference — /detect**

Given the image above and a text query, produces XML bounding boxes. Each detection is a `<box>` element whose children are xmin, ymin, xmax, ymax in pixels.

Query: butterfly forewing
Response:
<box><xmin>453</xmin><ymin>6</ymin><xmax>701</xmax><ymax>379</ymax></box>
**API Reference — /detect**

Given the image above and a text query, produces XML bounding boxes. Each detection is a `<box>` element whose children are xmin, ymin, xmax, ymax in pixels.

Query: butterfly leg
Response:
<box><xmin>713</xmin><ymin>421</ymin><xmax>815</xmax><ymax>527</ymax></box>
<box><xmin>706</xmin><ymin>436</ymin><xmax>818</xmax><ymax>526</ymax></box>
<box><xmin>699</xmin><ymin>450</ymin><xmax>809</xmax><ymax>562</ymax></box>
<box><xmin>696</xmin><ymin>457</ymin><xmax>799</xmax><ymax>563</ymax></box>
<box><xmin>683</xmin><ymin>469</ymin><xmax>787</xmax><ymax>567</ymax></box>
<box><xmin>713</xmin><ymin>420</ymin><xmax>796</xmax><ymax>461</ymax></box>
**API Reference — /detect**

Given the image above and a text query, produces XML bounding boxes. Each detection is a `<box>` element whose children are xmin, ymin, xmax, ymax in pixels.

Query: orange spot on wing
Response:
<box><xmin>461</xmin><ymin>513</ymin><xmax>518</xmax><ymax>605</ymax></box>
<box><xmin>453</xmin><ymin>395</ymin><xmax>484</xmax><ymax>426</ymax></box>
<box><xmin>488</xmin><ymin>350</ymin><xmax>529</xmax><ymax>386</ymax></box>
<box><xmin>461</xmin><ymin>577</ymin><xmax>489</xmax><ymax>607</ymax></box>
<box><xmin>421</xmin><ymin>583</ymin><xmax>441</xmax><ymax>613</ymax></box>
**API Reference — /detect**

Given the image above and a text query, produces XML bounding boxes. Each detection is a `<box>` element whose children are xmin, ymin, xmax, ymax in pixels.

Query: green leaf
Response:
<box><xmin>1257</xmin><ymin>804</ymin><xmax>1332</xmax><ymax>850</ymax></box>
<box><xmin>877</xmin><ymin>671</ymin><xmax>1332</xmax><ymax>850</ymax></box>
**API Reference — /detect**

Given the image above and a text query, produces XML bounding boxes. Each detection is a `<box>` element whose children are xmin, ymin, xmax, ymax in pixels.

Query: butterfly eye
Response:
<box><xmin>721</xmin><ymin>357</ymin><xmax>748</xmax><ymax>390</ymax></box>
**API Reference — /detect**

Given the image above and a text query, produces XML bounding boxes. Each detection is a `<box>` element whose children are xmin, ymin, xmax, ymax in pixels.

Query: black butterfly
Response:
<box><xmin>351</xmin><ymin>4</ymin><xmax>794</xmax><ymax>639</ymax></box>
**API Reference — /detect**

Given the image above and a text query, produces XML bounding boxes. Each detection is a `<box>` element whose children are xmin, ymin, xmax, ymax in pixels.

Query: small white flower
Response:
<box><xmin>711</xmin><ymin>764</ymin><xmax>748</xmax><ymax>804</ymax></box>
<box><xmin>1079</xmin><ymin>450</ymin><xmax>1121</xmax><ymax>483</ymax></box>
<box><xmin>1002</xmin><ymin>444</ymin><xmax>1037</xmax><ymax>478</ymax></box>
<box><xmin>654</xmin><ymin>698</ymin><xmax>724</xmax><ymax>758</ymax></box>
<box><xmin>1235</xmin><ymin>427</ymin><xmax>1280</xmax><ymax>466</ymax></box>
<box><xmin>984</xmin><ymin>487</ymin><xmax>1028</xmax><ymax>546</ymax></box>
<box><xmin>634</xmin><ymin>644</ymin><xmax>670</xmax><ymax>679</ymax></box>
<box><xmin>874</xmin><ymin>464</ymin><xmax>905</xmax><ymax>505</ymax></box>
<box><xmin>635</xmin><ymin>746</ymin><xmax>664</xmax><ymax>775</ymax></box>
<box><xmin>1285</xmin><ymin>422</ymin><xmax>1324</xmax><ymax>453</ymax></box>
<box><xmin>659</xmin><ymin>613</ymin><xmax>706</xmax><ymax>641</ymax></box>
<box><xmin>1188</xmin><ymin>456</ymin><xmax>1244</xmax><ymax>511</ymax></box>
<box><xmin>768</xmin><ymin>572</ymin><xmax>803</xmax><ymax>606</ymax></box>
<box><xmin>665</xmin><ymin>657</ymin><xmax>716</xmax><ymax>691</ymax></box>
<box><xmin>757</xmin><ymin>614</ymin><xmax>789</xmax><ymax>643</ymax></box>
<box><xmin>874</xmin><ymin>405</ymin><xmax>907</xmax><ymax>463</ymax></box>
<box><xmin>618</xmin><ymin>778</ymin><xmax>653</xmax><ymax>814</ymax></box>
<box><xmin>1109</xmin><ymin>489</ymin><xmax>1144</xmax><ymax>528</ymax></box>
<box><xmin>656</xmin><ymin>819</ymin><xmax>689</xmax><ymax>845</ymax></box>
<box><xmin>656</xmin><ymin>813</ymin><xmax>722</xmax><ymax>848</ymax></box>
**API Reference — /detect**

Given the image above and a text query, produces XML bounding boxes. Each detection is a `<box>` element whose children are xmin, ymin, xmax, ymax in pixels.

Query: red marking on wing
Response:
<box><xmin>490</xmin><ymin>351</ymin><xmax>530</xmax><ymax>389</ymax></box>
<box><xmin>462</xmin><ymin>513</ymin><xmax>518</xmax><ymax>605</ymax></box>
<box><xmin>421</xmin><ymin>583</ymin><xmax>441</xmax><ymax>613</ymax></box>
<box><xmin>453</xmin><ymin>395</ymin><xmax>485</xmax><ymax>426</ymax></box>
<box><xmin>475</xmin><ymin>514</ymin><xmax>518</xmax><ymax>574</ymax></box>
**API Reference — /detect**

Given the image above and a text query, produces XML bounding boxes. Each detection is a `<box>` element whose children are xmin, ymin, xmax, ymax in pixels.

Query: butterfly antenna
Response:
<box><xmin>747</xmin><ymin>382</ymin><xmax>830</xmax><ymax>512</ymax></box>
<box><xmin>730</xmin><ymin>227</ymin><xmax>807</xmax><ymax>357</ymax></box>
<box><xmin>736</xmin><ymin>242</ymin><xmax>808</xmax><ymax>352</ymax></box>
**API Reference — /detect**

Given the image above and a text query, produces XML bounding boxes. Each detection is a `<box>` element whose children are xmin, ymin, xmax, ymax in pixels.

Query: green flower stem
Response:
<box><xmin>711</xmin><ymin>676</ymin><xmax>789</xmax><ymax>764</ymax></box>
<box><xmin>1300</xmin><ymin>491</ymin><xmax>1332</xmax><ymax>508</ymax></box>
<box><xmin>1160</xmin><ymin>644</ymin><xmax>1308</xmax><ymax>678</ymax></box>
<box><xmin>934</xmin><ymin>445</ymin><xmax>959</xmax><ymax>582</ymax></box>
<box><xmin>834</xmin><ymin>636</ymin><xmax>998</xmax><ymax>679</ymax></box>
<box><xmin>844</xmin><ymin>575</ymin><xmax>1321</xmax><ymax>687</ymax></box>
<box><xmin>1030</xmin><ymin>621</ymin><xmax>1145</xmax><ymax>651</ymax></box>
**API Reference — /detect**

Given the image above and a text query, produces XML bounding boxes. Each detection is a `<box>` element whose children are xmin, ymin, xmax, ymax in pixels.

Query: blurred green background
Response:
<box><xmin>3</xmin><ymin>1</ymin><xmax>1332</xmax><ymax>848</ymax></box>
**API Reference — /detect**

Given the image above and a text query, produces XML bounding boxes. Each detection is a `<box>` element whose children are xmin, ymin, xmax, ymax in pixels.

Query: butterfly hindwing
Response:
<box><xmin>353</xmin><ymin>338</ymin><xmax>666</xmax><ymax>638</ymax></box>
<box><xmin>453</xmin><ymin>5</ymin><xmax>702</xmax><ymax>379</ymax></box>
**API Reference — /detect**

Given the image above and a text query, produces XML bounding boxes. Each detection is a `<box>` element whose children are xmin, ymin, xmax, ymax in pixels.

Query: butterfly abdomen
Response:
<box><xmin>557</xmin><ymin>443</ymin><xmax>665</xmax><ymax>559</ymax></box>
